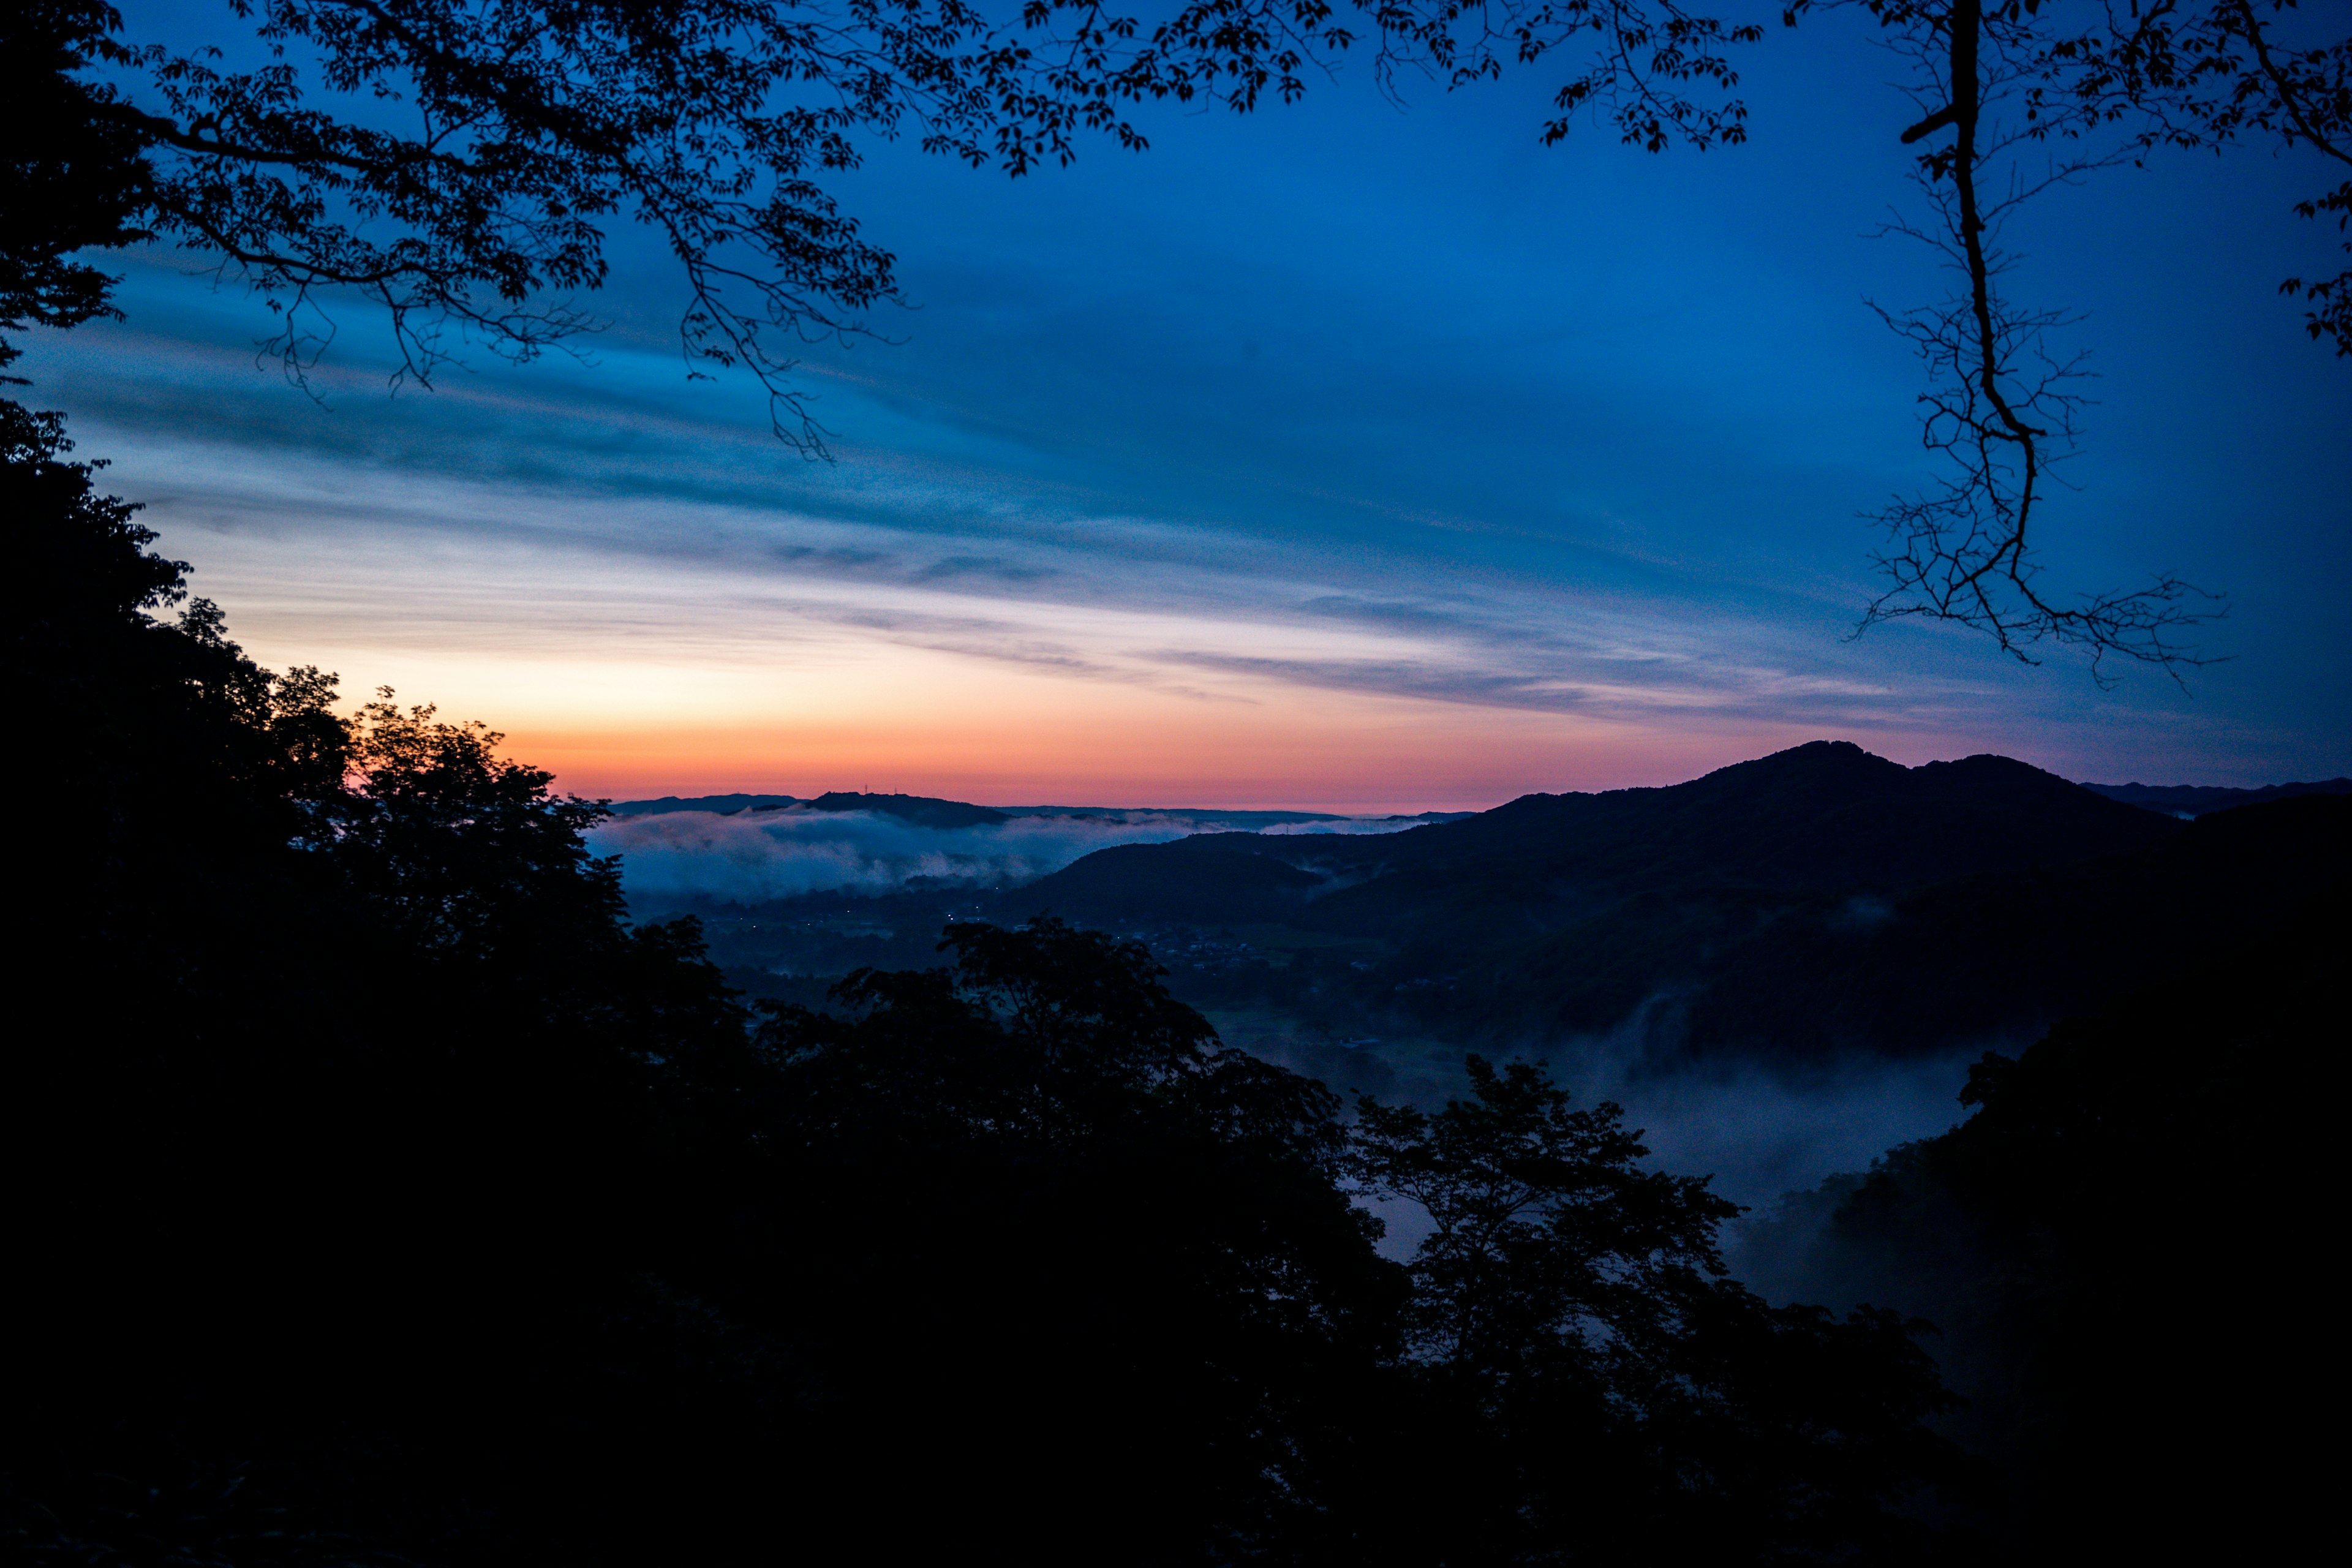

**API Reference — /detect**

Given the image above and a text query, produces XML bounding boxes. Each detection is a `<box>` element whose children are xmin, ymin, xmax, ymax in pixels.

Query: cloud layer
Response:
<box><xmin>591</xmin><ymin>805</ymin><xmax>1430</xmax><ymax>903</ymax></box>
<box><xmin>16</xmin><ymin>12</ymin><xmax>2346</xmax><ymax>795</ymax></box>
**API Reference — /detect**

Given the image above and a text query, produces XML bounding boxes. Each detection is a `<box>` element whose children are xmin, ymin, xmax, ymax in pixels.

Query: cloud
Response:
<box><xmin>23</xmin><ymin>252</ymin><xmax>2313</xmax><ymax>793</ymax></box>
<box><xmin>917</xmin><ymin>554</ymin><xmax>1057</xmax><ymax>583</ymax></box>
<box><xmin>1145</xmin><ymin>650</ymin><xmax>1607</xmax><ymax>713</ymax></box>
<box><xmin>590</xmin><ymin>805</ymin><xmax>1430</xmax><ymax>904</ymax></box>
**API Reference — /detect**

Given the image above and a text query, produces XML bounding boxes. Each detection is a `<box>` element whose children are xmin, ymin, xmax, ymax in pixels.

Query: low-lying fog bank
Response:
<box><xmin>590</xmin><ymin>802</ymin><xmax>1454</xmax><ymax>904</ymax></box>
<box><xmin>589</xmin><ymin>783</ymin><xmax>2014</xmax><ymax>1293</ymax></box>
<box><xmin>1221</xmin><ymin>1012</ymin><xmax>1980</xmax><ymax>1269</ymax></box>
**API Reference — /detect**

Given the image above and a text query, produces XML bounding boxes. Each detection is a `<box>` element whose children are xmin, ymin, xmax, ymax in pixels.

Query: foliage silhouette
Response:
<box><xmin>1349</xmin><ymin>1057</ymin><xmax>1965</xmax><ymax>1563</ymax></box>
<box><xmin>0</xmin><ymin>2</ymin><xmax>153</xmax><ymax>378</ymax></box>
<box><xmin>1774</xmin><ymin>887</ymin><xmax>2345</xmax><ymax>1558</ymax></box>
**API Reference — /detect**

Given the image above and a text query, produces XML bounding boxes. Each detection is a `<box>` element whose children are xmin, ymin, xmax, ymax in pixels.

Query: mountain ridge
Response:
<box><xmin>1021</xmin><ymin>741</ymin><xmax>2183</xmax><ymax>937</ymax></box>
<box><xmin>610</xmin><ymin>744</ymin><xmax>2350</xmax><ymax>1074</ymax></box>
<box><xmin>1003</xmin><ymin>742</ymin><xmax>2347</xmax><ymax>1067</ymax></box>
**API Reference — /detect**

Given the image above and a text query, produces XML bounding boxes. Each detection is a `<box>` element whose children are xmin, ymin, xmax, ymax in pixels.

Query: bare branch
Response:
<box><xmin>1852</xmin><ymin>0</ymin><xmax>2223</xmax><ymax>681</ymax></box>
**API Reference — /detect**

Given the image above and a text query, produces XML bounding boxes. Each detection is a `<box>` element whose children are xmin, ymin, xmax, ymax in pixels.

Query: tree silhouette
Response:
<box><xmin>1</xmin><ymin>420</ymin><xmax>1972</xmax><ymax>1560</ymax></box>
<box><xmin>1796</xmin><ymin>867</ymin><xmax>2346</xmax><ymax>1558</ymax></box>
<box><xmin>1350</xmin><ymin>1055</ymin><xmax>1964</xmax><ymax>1561</ymax></box>
<box><xmin>0</xmin><ymin>2</ymin><xmax>153</xmax><ymax>378</ymax></box>
<box><xmin>1840</xmin><ymin>0</ymin><xmax>2345</xmax><ymax>678</ymax></box>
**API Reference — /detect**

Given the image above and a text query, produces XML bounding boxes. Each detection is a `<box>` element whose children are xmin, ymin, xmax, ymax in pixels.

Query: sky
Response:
<box><xmin>23</xmin><ymin>2</ymin><xmax>2351</xmax><ymax>809</ymax></box>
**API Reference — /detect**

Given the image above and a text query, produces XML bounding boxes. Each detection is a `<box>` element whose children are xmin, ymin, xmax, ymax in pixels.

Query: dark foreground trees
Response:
<box><xmin>1349</xmin><ymin>1059</ymin><xmax>1962</xmax><ymax>1562</ymax></box>
<box><xmin>4</xmin><ymin>403</ymin><xmax>1962</xmax><ymax>1561</ymax></box>
<box><xmin>1775</xmin><ymin>850</ymin><xmax>2347</xmax><ymax>1560</ymax></box>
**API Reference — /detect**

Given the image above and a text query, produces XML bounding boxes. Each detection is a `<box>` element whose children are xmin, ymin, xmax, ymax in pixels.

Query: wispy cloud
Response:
<box><xmin>20</xmin><ymin>321</ymin><xmax>2077</xmax><ymax>774</ymax></box>
<box><xmin>20</xmin><ymin>137</ymin><xmax>2334</xmax><ymax>801</ymax></box>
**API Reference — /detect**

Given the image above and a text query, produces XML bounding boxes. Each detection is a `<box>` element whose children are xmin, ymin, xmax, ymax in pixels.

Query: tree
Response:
<box><xmin>4</xmin><ymin>396</ymin><xmax>775</xmax><ymax>1564</ymax></box>
<box><xmin>6</xmin><ymin>0</ymin><xmax>1156</xmax><ymax>447</ymax></box>
<box><xmin>750</xmin><ymin>916</ymin><xmax>1406</xmax><ymax>1560</ymax></box>
<box><xmin>1836</xmin><ymin>0</ymin><xmax>2348</xmax><ymax>677</ymax></box>
<box><xmin>0</xmin><ymin>2</ymin><xmax>153</xmax><ymax>379</ymax></box>
<box><xmin>0</xmin><ymin>0</ymin><xmax>1783</xmax><ymax>435</ymax></box>
<box><xmin>1789</xmin><ymin>851</ymin><xmax>2346</xmax><ymax>1558</ymax></box>
<box><xmin>1341</xmin><ymin>0</ymin><xmax>2347</xmax><ymax>675</ymax></box>
<box><xmin>1350</xmin><ymin>1055</ymin><xmax>1963</xmax><ymax>1562</ymax></box>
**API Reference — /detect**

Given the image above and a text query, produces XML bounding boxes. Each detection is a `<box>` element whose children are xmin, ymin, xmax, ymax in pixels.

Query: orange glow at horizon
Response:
<box><xmin>502</xmin><ymin>699</ymin><xmax>1874</xmax><ymax>813</ymax></box>
<box><xmin>212</xmin><ymin>584</ymin><xmax>1970</xmax><ymax>812</ymax></box>
<box><xmin>111</xmin><ymin>441</ymin><xmax>2023</xmax><ymax>814</ymax></box>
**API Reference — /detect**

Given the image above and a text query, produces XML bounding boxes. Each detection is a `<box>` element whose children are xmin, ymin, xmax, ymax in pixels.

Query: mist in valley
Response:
<box><xmin>600</xmin><ymin>797</ymin><xmax>2003</xmax><ymax>1292</ymax></box>
<box><xmin>22</xmin><ymin>0</ymin><xmax>2345</xmax><ymax>1549</ymax></box>
<box><xmin>590</xmin><ymin>801</ymin><xmax>1447</xmax><ymax>904</ymax></box>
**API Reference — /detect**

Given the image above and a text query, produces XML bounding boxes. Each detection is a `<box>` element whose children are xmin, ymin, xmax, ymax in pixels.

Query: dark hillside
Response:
<box><xmin>1024</xmin><ymin>741</ymin><xmax>2179</xmax><ymax>942</ymax></box>
<box><xmin>1571</xmin><ymin>793</ymin><xmax>2351</xmax><ymax>1061</ymax></box>
<box><xmin>1762</xmin><ymin>881</ymin><xmax>2346</xmax><ymax>1558</ymax></box>
<box><xmin>1671</xmin><ymin>793</ymin><xmax>2352</xmax><ymax>1056</ymax></box>
<box><xmin>2079</xmin><ymin>776</ymin><xmax>2352</xmax><ymax>815</ymax></box>
<box><xmin>692</xmin><ymin>753</ymin><xmax>2340</xmax><ymax>1072</ymax></box>
<box><xmin>1016</xmin><ymin>741</ymin><xmax>2214</xmax><ymax>1063</ymax></box>
<box><xmin>1022</xmin><ymin>834</ymin><xmax>1329</xmax><ymax>924</ymax></box>
<box><xmin>1352</xmin><ymin>795</ymin><xmax>2349</xmax><ymax>1063</ymax></box>
<box><xmin>1341</xmin><ymin>742</ymin><xmax>2173</xmax><ymax>917</ymax></box>
<box><xmin>804</xmin><ymin>791</ymin><xmax>1012</xmax><ymax>827</ymax></box>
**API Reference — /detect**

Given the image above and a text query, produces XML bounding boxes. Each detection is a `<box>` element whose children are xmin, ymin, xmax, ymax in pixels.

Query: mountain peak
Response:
<box><xmin>1691</xmin><ymin>739</ymin><xmax>1909</xmax><ymax>792</ymax></box>
<box><xmin>805</xmin><ymin>791</ymin><xmax>1012</xmax><ymax>829</ymax></box>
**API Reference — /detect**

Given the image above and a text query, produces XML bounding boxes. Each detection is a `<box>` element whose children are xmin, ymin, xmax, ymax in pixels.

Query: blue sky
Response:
<box><xmin>23</xmin><ymin>2</ymin><xmax>2350</xmax><ymax>804</ymax></box>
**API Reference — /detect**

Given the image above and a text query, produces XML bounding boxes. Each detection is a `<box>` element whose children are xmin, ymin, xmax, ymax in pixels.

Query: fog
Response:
<box><xmin>1353</xmin><ymin>1054</ymin><xmax>1975</xmax><ymax>1266</ymax></box>
<box><xmin>1238</xmin><ymin>1022</ymin><xmax>1978</xmax><ymax>1268</ymax></box>
<box><xmin>592</xmin><ymin>801</ymin><xmax>1985</xmax><ymax>1283</ymax></box>
<box><xmin>1571</xmin><ymin>1051</ymin><xmax>1973</xmax><ymax>1211</ymax></box>
<box><xmin>590</xmin><ymin>804</ymin><xmax>1437</xmax><ymax>903</ymax></box>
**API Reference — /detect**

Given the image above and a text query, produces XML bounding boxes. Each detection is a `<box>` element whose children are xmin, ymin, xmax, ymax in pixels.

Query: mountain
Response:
<box><xmin>802</xmin><ymin>791</ymin><xmax>1012</xmax><ymax>829</ymax></box>
<box><xmin>2078</xmin><ymin>777</ymin><xmax>2352</xmax><ymax>816</ymax></box>
<box><xmin>1744</xmin><ymin>888</ymin><xmax>2346</xmax><ymax>1557</ymax></box>
<box><xmin>606</xmin><ymin>792</ymin><xmax>1465</xmax><ymax>834</ymax></box>
<box><xmin>1024</xmin><ymin>741</ymin><xmax>2179</xmax><ymax>933</ymax></box>
<box><xmin>1570</xmin><ymin>792</ymin><xmax>2350</xmax><ymax>1060</ymax></box>
<box><xmin>608</xmin><ymin>792</ymin><xmax>801</xmax><ymax>816</ymax></box>
<box><xmin>609</xmin><ymin>790</ymin><xmax>1011</xmax><ymax>827</ymax></box>
<box><xmin>1016</xmin><ymin>742</ymin><xmax>2350</xmax><ymax>1065</ymax></box>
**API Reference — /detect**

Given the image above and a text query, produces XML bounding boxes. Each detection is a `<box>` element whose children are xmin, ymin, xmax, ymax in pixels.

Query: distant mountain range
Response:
<box><xmin>610</xmin><ymin>790</ymin><xmax>1014</xmax><ymax>827</ymax></box>
<box><xmin>997</xmin><ymin>744</ymin><xmax>2352</xmax><ymax>1066</ymax></box>
<box><xmin>608</xmin><ymin>790</ymin><xmax>1465</xmax><ymax>833</ymax></box>
<box><xmin>614</xmin><ymin>744</ymin><xmax>2351</xmax><ymax>1071</ymax></box>
<box><xmin>2076</xmin><ymin>778</ymin><xmax>2351</xmax><ymax>816</ymax></box>
<box><xmin>1026</xmin><ymin>742</ymin><xmax>2179</xmax><ymax>926</ymax></box>
<box><xmin>608</xmin><ymin>770</ymin><xmax>2352</xmax><ymax>832</ymax></box>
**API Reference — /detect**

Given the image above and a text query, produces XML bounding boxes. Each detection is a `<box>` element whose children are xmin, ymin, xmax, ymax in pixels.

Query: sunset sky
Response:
<box><xmin>27</xmin><ymin>3</ymin><xmax>2350</xmax><ymax>809</ymax></box>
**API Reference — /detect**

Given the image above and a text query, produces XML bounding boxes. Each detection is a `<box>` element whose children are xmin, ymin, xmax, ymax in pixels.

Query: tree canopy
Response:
<box><xmin>1352</xmin><ymin>1057</ymin><xmax>1960</xmax><ymax>1562</ymax></box>
<box><xmin>1779</xmin><ymin>867</ymin><xmax>2346</xmax><ymax>1557</ymax></box>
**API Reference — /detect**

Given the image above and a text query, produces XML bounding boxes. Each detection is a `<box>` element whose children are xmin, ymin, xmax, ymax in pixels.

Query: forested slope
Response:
<box><xmin>1019</xmin><ymin>748</ymin><xmax>2345</xmax><ymax>1064</ymax></box>
<box><xmin>1755</xmin><ymin>888</ymin><xmax>2345</xmax><ymax>1558</ymax></box>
